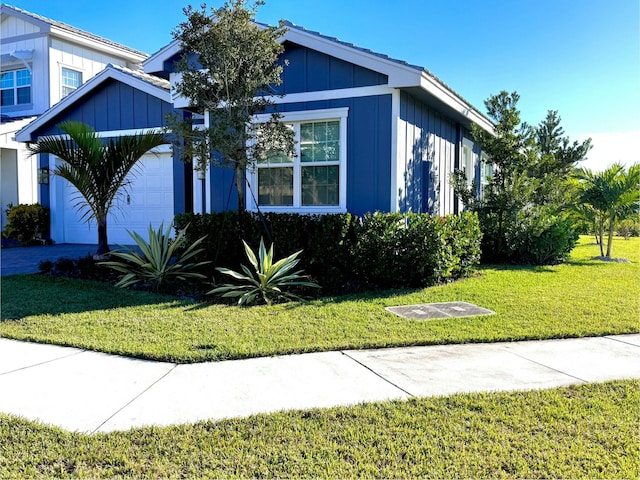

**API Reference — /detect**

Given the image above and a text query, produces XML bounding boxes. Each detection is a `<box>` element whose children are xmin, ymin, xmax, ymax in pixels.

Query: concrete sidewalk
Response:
<box><xmin>1</xmin><ymin>334</ymin><xmax>639</xmax><ymax>434</ymax></box>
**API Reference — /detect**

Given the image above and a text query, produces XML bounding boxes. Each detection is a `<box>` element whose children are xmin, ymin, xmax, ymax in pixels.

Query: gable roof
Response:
<box><xmin>15</xmin><ymin>64</ymin><xmax>170</xmax><ymax>142</ymax></box>
<box><xmin>143</xmin><ymin>20</ymin><xmax>493</xmax><ymax>132</ymax></box>
<box><xmin>1</xmin><ymin>4</ymin><xmax>147</xmax><ymax>63</ymax></box>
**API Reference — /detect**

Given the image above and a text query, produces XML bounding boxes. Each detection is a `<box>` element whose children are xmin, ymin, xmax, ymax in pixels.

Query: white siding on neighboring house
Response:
<box><xmin>0</xmin><ymin>14</ymin><xmax>39</xmax><ymax>37</ymax></box>
<box><xmin>48</xmin><ymin>38</ymin><xmax>128</xmax><ymax>106</ymax></box>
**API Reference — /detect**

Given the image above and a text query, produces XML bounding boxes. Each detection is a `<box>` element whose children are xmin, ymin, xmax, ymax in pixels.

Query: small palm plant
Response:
<box><xmin>210</xmin><ymin>238</ymin><xmax>320</xmax><ymax>306</ymax></box>
<box><xmin>101</xmin><ymin>222</ymin><xmax>209</xmax><ymax>291</ymax></box>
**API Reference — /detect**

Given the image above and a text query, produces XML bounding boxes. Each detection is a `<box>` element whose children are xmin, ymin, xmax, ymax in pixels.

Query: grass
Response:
<box><xmin>1</xmin><ymin>380</ymin><xmax>638</xmax><ymax>478</ymax></box>
<box><xmin>1</xmin><ymin>237</ymin><xmax>638</xmax><ymax>363</ymax></box>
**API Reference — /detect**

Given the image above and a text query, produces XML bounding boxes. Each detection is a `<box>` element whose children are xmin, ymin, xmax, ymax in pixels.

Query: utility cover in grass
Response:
<box><xmin>385</xmin><ymin>302</ymin><xmax>495</xmax><ymax>320</ymax></box>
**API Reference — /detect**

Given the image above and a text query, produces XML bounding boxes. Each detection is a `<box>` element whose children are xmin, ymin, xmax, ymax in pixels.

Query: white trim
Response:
<box><xmin>59</xmin><ymin>64</ymin><xmax>83</xmax><ymax>99</ymax></box>
<box><xmin>253</xmin><ymin>106</ymin><xmax>349</xmax><ymax>124</ymax></box>
<box><xmin>266</xmin><ymin>85</ymin><xmax>394</xmax><ymax>105</ymax></box>
<box><xmin>247</xmin><ymin>107</ymin><xmax>348</xmax><ymax>214</ymax></box>
<box><xmin>49</xmin><ymin>26</ymin><xmax>147</xmax><ymax>63</ymax></box>
<box><xmin>15</xmin><ymin>66</ymin><xmax>170</xmax><ymax>142</ymax></box>
<box><xmin>36</xmin><ymin>128</ymin><xmax>167</xmax><ymax>141</ymax></box>
<box><xmin>143</xmin><ymin>40</ymin><xmax>181</xmax><ymax>73</ymax></box>
<box><xmin>390</xmin><ymin>89</ymin><xmax>402</xmax><ymax>213</ymax></box>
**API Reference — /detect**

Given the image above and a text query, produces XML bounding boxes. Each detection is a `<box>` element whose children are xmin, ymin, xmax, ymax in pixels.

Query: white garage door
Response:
<box><xmin>60</xmin><ymin>149</ymin><xmax>175</xmax><ymax>245</ymax></box>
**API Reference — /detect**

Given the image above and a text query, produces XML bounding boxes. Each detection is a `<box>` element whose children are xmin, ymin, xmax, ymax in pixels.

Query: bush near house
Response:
<box><xmin>175</xmin><ymin>211</ymin><xmax>482</xmax><ymax>294</ymax></box>
<box><xmin>2</xmin><ymin>203</ymin><xmax>50</xmax><ymax>245</ymax></box>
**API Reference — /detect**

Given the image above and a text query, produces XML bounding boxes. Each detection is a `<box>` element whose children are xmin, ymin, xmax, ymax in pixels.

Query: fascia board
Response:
<box><xmin>15</xmin><ymin>67</ymin><xmax>170</xmax><ymax>142</ymax></box>
<box><xmin>143</xmin><ymin>39</ymin><xmax>181</xmax><ymax>73</ymax></box>
<box><xmin>49</xmin><ymin>26</ymin><xmax>147</xmax><ymax>63</ymax></box>
<box><xmin>419</xmin><ymin>72</ymin><xmax>494</xmax><ymax>134</ymax></box>
<box><xmin>281</xmin><ymin>28</ymin><xmax>422</xmax><ymax>87</ymax></box>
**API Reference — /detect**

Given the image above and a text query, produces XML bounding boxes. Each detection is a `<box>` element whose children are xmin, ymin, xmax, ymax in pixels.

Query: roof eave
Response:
<box><xmin>15</xmin><ymin>65</ymin><xmax>170</xmax><ymax>142</ymax></box>
<box><xmin>49</xmin><ymin>26</ymin><xmax>147</xmax><ymax>63</ymax></box>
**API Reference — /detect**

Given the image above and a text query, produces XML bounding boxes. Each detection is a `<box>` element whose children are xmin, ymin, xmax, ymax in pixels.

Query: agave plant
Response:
<box><xmin>210</xmin><ymin>238</ymin><xmax>320</xmax><ymax>306</ymax></box>
<box><xmin>101</xmin><ymin>222</ymin><xmax>209</xmax><ymax>291</ymax></box>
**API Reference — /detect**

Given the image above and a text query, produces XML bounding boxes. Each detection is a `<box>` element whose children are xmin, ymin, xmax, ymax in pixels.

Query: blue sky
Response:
<box><xmin>8</xmin><ymin>0</ymin><xmax>639</xmax><ymax>170</ymax></box>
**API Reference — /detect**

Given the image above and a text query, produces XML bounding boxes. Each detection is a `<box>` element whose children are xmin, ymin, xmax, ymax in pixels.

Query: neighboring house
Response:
<box><xmin>17</xmin><ymin>18</ymin><xmax>494</xmax><ymax>245</ymax></box>
<box><xmin>0</xmin><ymin>4</ymin><xmax>147</xmax><ymax>229</ymax></box>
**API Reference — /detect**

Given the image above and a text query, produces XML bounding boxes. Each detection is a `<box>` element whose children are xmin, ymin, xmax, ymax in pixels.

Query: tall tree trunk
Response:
<box><xmin>235</xmin><ymin>162</ymin><xmax>245</xmax><ymax>213</ymax></box>
<box><xmin>598</xmin><ymin>217</ymin><xmax>604</xmax><ymax>257</ymax></box>
<box><xmin>96</xmin><ymin>215</ymin><xmax>109</xmax><ymax>258</ymax></box>
<box><xmin>606</xmin><ymin>213</ymin><xmax>615</xmax><ymax>257</ymax></box>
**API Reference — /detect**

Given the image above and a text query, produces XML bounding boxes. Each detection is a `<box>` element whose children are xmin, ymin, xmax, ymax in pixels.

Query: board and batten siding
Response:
<box><xmin>219</xmin><ymin>94</ymin><xmax>393</xmax><ymax>216</ymax></box>
<box><xmin>276</xmin><ymin>43</ymin><xmax>388</xmax><ymax>95</ymax></box>
<box><xmin>398</xmin><ymin>91</ymin><xmax>461</xmax><ymax>216</ymax></box>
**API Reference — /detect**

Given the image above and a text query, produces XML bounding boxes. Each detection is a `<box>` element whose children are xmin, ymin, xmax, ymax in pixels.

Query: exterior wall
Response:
<box><xmin>217</xmin><ymin>94</ymin><xmax>392</xmax><ymax>216</ymax></box>
<box><xmin>398</xmin><ymin>91</ymin><xmax>463</xmax><ymax>216</ymax></box>
<box><xmin>277</xmin><ymin>43</ymin><xmax>388</xmax><ymax>95</ymax></box>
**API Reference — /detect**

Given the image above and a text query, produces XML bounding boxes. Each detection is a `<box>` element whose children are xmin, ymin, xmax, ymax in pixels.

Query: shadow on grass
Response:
<box><xmin>0</xmin><ymin>274</ymin><xmax>196</xmax><ymax>321</ymax></box>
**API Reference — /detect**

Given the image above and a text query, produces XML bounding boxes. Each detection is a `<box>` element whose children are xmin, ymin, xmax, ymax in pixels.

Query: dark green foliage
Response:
<box><xmin>176</xmin><ymin>211</ymin><xmax>481</xmax><ymax>294</ymax></box>
<box><xmin>351</xmin><ymin>212</ymin><xmax>481</xmax><ymax>288</ymax></box>
<box><xmin>2</xmin><ymin>203</ymin><xmax>49</xmax><ymax>245</ymax></box>
<box><xmin>505</xmin><ymin>210</ymin><xmax>578</xmax><ymax>265</ymax></box>
<box><xmin>169</xmin><ymin>1</ymin><xmax>293</xmax><ymax>211</ymax></box>
<box><xmin>452</xmin><ymin>91</ymin><xmax>589</xmax><ymax>265</ymax></box>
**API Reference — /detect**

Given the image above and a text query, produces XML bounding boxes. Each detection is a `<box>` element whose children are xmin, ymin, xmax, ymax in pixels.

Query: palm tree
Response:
<box><xmin>29</xmin><ymin>121</ymin><xmax>167</xmax><ymax>258</ymax></box>
<box><xmin>577</xmin><ymin>163</ymin><xmax>640</xmax><ymax>258</ymax></box>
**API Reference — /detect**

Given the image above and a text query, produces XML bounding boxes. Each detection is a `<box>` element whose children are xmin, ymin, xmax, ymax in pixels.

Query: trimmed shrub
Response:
<box><xmin>177</xmin><ymin>211</ymin><xmax>482</xmax><ymax>295</ymax></box>
<box><xmin>350</xmin><ymin>212</ymin><xmax>481</xmax><ymax>288</ymax></box>
<box><xmin>505</xmin><ymin>209</ymin><xmax>578</xmax><ymax>265</ymax></box>
<box><xmin>2</xmin><ymin>203</ymin><xmax>50</xmax><ymax>245</ymax></box>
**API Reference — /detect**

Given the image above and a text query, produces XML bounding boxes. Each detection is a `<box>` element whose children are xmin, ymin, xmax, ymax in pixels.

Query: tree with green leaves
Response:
<box><xmin>168</xmin><ymin>0</ymin><xmax>294</xmax><ymax>212</ymax></box>
<box><xmin>452</xmin><ymin>91</ymin><xmax>590</xmax><ymax>263</ymax></box>
<box><xmin>576</xmin><ymin>163</ymin><xmax>640</xmax><ymax>258</ymax></box>
<box><xmin>28</xmin><ymin>121</ymin><xmax>166</xmax><ymax>258</ymax></box>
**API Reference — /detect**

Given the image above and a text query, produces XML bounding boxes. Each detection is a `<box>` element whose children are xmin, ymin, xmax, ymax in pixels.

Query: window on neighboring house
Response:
<box><xmin>0</xmin><ymin>68</ymin><xmax>31</xmax><ymax>106</ymax></box>
<box><xmin>250</xmin><ymin>108</ymin><xmax>348</xmax><ymax>213</ymax></box>
<box><xmin>61</xmin><ymin>68</ymin><xmax>82</xmax><ymax>98</ymax></box>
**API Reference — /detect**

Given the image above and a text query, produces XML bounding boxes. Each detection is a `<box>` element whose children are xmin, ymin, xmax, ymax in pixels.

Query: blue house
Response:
<box><xmin>17</xmin><ymin>21</ymin><xmax>493</xmax><ymax>245</ymax></box>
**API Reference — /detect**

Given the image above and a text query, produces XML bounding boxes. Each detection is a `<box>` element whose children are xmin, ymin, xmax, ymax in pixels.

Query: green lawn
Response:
<box><xmin>1</xmin><ymin>236</ymin><xmax>638</xmax><ymax>363</ymax></box>
<box><xmin>1</xmin><ymin>380</ymin><xmax>638</xmax><ymax>478</ymax></box>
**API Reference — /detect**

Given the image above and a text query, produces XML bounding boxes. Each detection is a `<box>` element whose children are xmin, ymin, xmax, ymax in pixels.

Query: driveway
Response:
<box><xmin>0</xmin><ymin>244</ymin><xmax>97</xmax><ymax>276</ymax></box>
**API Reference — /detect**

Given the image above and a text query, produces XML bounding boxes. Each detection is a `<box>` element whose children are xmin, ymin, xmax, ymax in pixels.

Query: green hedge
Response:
<box><xmin>175</xmin><ymin>211</ymin><xmax>481</xmax><ymax>294</ymax></box>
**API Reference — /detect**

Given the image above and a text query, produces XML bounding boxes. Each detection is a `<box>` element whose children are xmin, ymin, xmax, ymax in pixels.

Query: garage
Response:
<box><xmin>57</xmin><ymin>147</ymin><xmax>175</xmax><ymax>245</ymax></box>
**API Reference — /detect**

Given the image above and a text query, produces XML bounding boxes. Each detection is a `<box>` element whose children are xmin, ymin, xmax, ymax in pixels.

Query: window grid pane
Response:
<box><xmin>16</xmin><ymin>69</ymin><xmax>31</xmax><ymax>86</ymax></box>
<box><xmin>300</xmin><ymin>120</ymin><xmax>340</xmax><ymax>163</ymax></box>
<box><xmin>17</xmin><ymin>87</ymin><xmax>30</xmax><ymax>104</ymax></box>
<box><xmin>1</xmin><ymin>72</ymin><xmax>14</xmax><ymax>88</ymax></box>
<box><xmin>1</xmin><ymin>89</ymin><xmax>14</xmax><ymax>106</ymax></box>
<box><xmin>258</xmin><ymin>167</ymin><xmax>293</xmax><ymax>206</ymax></box>
<box><xmin>301</xmin><ymin>165</ymin><xmax>339</xmax><ymax>206</ymax></box>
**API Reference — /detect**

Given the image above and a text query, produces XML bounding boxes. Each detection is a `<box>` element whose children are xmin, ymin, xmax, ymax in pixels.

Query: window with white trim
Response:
<box><xmin>249</xmin><ymin>108</ymin><xmax>348</xmax><ymax>213</ymax></box>
<box><xmin>462</xmin><ymin>144</ymin><xmax>474</xmax><ymax>188</ymax></box>
<box><xmin>0</xmin><ymin>69</ymin><xmax>31</xmax><ymax>106</ymax></box>
<box><xmin>61</xmin><ymin>68</ymin><xmax>82</xmax><ymax>98</ymax></box>
<box><xmin>479</xmin><ymin>152</ymin><xmax>493</xmax><ymax>198</ymax></box>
